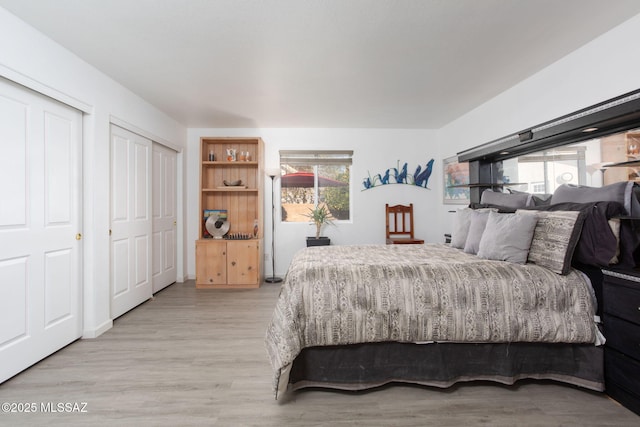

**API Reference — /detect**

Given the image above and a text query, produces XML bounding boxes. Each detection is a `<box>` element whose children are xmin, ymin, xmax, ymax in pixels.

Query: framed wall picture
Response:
<box><xmin>443</xmin><ymin>156</ymin><xmax>470</xmax><ymax>204</ymax></box>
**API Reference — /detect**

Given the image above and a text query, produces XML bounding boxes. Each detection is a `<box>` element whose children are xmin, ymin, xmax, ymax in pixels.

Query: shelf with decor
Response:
<box><xmin>196</xmin><ymin>137</ymin><xmax>264</xmax><ymax>289</ymax></box>
<box><xmin>202</xmin><ymin>160</ymin><xmax>260</xmax><ymax>165</ymax></box>
<box><xmin>202</xmin><ymin>188</ymin><xmax>258</xmax><ymax>192</ymax></box>
<box><xmin>604</xmin><ymin>159</ymin><xmax>640</xmax><ymax>168</ymax></box>
<box><xmin>602</xmin><ymin>130</ymin><xmax>640</xmax><ymax>184</ymax></box>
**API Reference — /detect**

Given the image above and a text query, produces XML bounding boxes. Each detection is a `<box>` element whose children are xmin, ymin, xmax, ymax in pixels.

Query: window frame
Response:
<box><xmin>279</xmin><ymin>150</ymin><xmax>353</xmax><ymax>223</ymax></box>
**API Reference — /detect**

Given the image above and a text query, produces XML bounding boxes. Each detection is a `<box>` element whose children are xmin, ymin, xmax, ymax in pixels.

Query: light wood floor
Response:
<box><xmin>1</xmin><ymin>280</ymin><xmax>638</xmax><ymax>426</ymax></box>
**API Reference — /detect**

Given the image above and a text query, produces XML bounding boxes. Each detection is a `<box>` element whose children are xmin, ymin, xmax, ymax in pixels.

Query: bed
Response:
<box><xmin>265</xmin><ymin>182</ymin><xmax>639</xmax><ymax>399</ymax></box>
<box><xmin>266</xmin><ymin>243</ymin><xmax>604</xmax><ymax>398</ymax></box>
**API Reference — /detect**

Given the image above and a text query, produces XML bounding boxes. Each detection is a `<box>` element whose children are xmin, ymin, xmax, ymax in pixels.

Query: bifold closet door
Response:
<box><xmin>0</xmin><ymin>78</ymin><xmax>82</xmax><ymax>382</ymax></box>
<box><xmin>152</xmin><ymin>143</ymin><xmax>177</xmax><ymax>293</ymax></box>
<box><xmin>110</xmin><ymin>125</ymin><xmax>152</xmax><ymax>318</ymax></box>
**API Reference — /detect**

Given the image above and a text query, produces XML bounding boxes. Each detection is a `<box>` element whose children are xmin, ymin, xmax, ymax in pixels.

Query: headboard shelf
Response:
<box><xmin>447</xmin><ymin>182</ymin><xmax>526</xmax><ymax>188</ymax></box>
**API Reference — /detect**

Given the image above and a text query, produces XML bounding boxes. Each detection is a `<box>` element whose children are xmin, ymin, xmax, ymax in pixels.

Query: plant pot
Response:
<box><xmin>306</xmin><ymin>236</ymin><xmax>330</xmax><ymax>247</ymax></box>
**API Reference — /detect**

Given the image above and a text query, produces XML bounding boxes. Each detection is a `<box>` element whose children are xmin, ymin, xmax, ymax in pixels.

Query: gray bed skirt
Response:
<box><xmin>288</xmin><ymin>342</ymin><xmax>604</xmax><ymax>393</ymax></box>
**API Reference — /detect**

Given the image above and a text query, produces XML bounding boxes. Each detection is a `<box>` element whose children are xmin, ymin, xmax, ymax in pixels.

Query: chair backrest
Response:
<box><xmin>385</xmin><ymin>203</ymin><xmax>416</xmax><ymax>239</ymax></box>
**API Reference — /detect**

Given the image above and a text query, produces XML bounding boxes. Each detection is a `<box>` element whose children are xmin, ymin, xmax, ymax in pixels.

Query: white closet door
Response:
<box><xmin>152</xmin><ymin>143</ymin><xmax>177</xmax><ymax>293</ymax></box>
<box><xmin>0</xmin><ymin>78</ymin><xmax>82</xmax><ymax>382</ymax></box>
<box><xmin>110</xmin><ymin>125</ymin><xmax>152</xmax><ymax>318</ymax></box>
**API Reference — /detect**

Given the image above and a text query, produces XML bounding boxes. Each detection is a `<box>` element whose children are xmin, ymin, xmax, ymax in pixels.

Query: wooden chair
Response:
<box><xmin>385</xmin><ymin>203</ymin><xmax>424</xmax><ymax>244</ymax></box>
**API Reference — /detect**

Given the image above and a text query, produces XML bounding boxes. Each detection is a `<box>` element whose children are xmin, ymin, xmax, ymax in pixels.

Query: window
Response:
<box><xmin>279</xmin><ymin>150</ymin><xmax>352</xmax><ymax>222</ymax></box>
<box><xmin>531</xmin><ymin>182</ymin><xmax>546</xmax><ymax>193</ymax></box>
<box><xmin>503</xmin><ymin>145</ymin><xmax>587</xmax><ymax>194</ymax></box>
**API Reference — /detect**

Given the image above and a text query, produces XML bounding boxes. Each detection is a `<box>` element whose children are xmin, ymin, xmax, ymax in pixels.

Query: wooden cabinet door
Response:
<box><xmin>227</xmin><ymin>240</ymin><xmax>259</xmax><ymax>286</ymax></box>
<box><xmin>195</xmin><ymin>240</ymin><xmax>227</xmax><ymax>287</ymax></box>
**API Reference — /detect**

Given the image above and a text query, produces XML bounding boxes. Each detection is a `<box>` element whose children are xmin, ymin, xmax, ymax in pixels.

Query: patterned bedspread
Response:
<box><xmin>265</xmin><ymin>243</ymin><xmax>598</xmax><ymax>395</ymax></box>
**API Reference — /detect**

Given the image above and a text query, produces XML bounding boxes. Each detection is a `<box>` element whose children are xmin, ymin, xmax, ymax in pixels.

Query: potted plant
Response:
<box><xmin>304</xmin><ymin>205</ymin><xmax>334</xmax><ymax>247</ymax></box>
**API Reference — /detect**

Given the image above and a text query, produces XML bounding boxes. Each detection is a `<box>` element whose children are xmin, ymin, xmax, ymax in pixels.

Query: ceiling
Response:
<box><xmin>2</xmin><ymin>0</ymin><xmax>640</xmax><ymax>129</ymax></box>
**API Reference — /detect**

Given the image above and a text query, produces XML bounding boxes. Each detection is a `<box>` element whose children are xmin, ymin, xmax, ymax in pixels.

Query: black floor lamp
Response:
<box><xmin>265</xmin><ymin>168</ymin><xmax>283</xmax><ymax>283</ymax></box>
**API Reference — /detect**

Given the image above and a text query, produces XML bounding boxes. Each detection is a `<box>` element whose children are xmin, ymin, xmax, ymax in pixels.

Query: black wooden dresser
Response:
<box><xmin>602</xmin><ymin>268</ymin><xmax>640</xmax><ymax>415</ymax></box>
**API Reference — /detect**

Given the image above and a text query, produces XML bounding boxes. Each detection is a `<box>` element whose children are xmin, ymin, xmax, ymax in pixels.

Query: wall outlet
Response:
<box><xmin>264</xmin><ymin>253</ymin><xmax>271</xmax><ymax>262</ymax></box>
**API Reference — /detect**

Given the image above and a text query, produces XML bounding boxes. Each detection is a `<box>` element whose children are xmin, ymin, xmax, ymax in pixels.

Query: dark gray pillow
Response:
<box><xmin>516</xmin><ymin>209</ymin><xmax>584</xmax><ymax>275</ymax></box>
<box><xmin>508</xmin><ymin>188</ymin><xmax>551</xmax><ymax>206</ymax></box>
<box><xmin>551</xmin><ymin>182</ymin><xmax>636</xmax><ymax>214</ymax></box>
<box><xmin>481</xmin><ymin>189</ymin><xmax>531</xmax><ymax>208</ymax></box>
<box><xmin>463</xmin><ymin>209</ymin><xmax>491</xmax><ymax>254</ymax></box>
<box><xmin>450</xmin><ymin>208</ymin><xmax>473</xmax><ymax>249</ymax></box>
<box><xmin>477</xmin><ymin>212</ymin><xmax>538</xmax><ymax>264</ymax></box>
<box><xmin>532</xmin><ymin>193</ymin><xmax>552</xmax><ymax>206</ymax></box>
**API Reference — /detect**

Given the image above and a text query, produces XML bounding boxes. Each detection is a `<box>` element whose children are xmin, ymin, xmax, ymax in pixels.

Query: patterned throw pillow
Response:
<box><xmin>516</xmin><ymin>210</ymin><xmax>585</xmax><ymax>275</ymax></box>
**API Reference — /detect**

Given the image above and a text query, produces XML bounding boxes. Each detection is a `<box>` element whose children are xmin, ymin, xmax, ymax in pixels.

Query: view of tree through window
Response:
<box><xmin>279</xmin><ymin>151</ymin><xmax>352</xmax><ymax>222</ymax></box>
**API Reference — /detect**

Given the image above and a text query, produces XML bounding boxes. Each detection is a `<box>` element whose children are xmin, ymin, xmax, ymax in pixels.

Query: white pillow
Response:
<box><xmin>477</xmin><ymin>212</ymin><xmax>538</xmax><ymax>264</ymax></box>
<box><xmin>463</xmin><ymin>209</ymin><xmax>492</xmax><ymax>254</ymax></box>
<box><xmin>450</xmin><ymin>208</ymin><xmax>473</xmax><ymax>249</ymax></box>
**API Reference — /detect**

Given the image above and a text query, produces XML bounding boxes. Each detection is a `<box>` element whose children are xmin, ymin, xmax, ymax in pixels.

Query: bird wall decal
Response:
<box><xmin>363</xmin><ymin>158</ymin><xmax>435</xmax><ymax>191</ymax></box>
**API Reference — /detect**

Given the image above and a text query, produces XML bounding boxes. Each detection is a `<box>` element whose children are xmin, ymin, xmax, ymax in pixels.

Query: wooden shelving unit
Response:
<box><xmin>195</xmin><ymin>137</ymin><xmax>264</xmax><ymax>289</ymax></box>
<box><xmin>602</xmin><ymin>131</ymin><xmax>640</xmax><ymax>184</ymax></box>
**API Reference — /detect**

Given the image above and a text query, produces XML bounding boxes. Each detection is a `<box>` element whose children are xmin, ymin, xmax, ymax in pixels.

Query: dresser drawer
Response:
<box><xmin>604</xmin><ymin>314</ymin><xmax>640</xmax><ymax>360</ymax></box>
<box><xmin>605</xmin><ymin>348</ymin><xmax>640</xmax><ymax>409</ymax></box>
<box><xmin>603</xmin><ymin>277</ymin><xmax>640</xmax><ymax>325</ymax></box>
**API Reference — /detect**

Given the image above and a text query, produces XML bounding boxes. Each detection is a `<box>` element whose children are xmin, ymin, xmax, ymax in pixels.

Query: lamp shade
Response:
<box><xmin>265</xmin><ymin>167</ymin><xmax>281</xmax><ymax>178</ymax></box>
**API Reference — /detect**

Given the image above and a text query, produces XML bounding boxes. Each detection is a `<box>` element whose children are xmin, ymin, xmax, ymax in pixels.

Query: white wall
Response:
<box><xmin>0</xmin><ymin>8</ymin><xmax>187</xmax><ymax>338</ymax></box>
<box><xmin>437</xmin><ymin>12</ymin><xmax>640</xmax><ymax>236</ymax></box>
<box><xmin>439</xmin><ymin>13</ymin><xmax>640</xmax><ymax>157</ymax></box>
<box><xmin>187</xmin><ymin>128</ymin><xmax>440</xmax><ymax>277</ymax></box>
